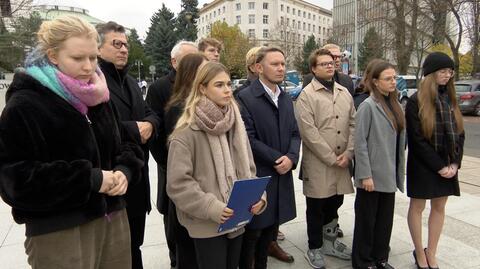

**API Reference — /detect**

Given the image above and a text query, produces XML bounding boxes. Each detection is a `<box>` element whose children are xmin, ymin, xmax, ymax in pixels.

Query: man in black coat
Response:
<box><xmin>237</xmin><ymin>47</ymin><xmax>301</xmax><ymax>269</ymax></box>
<box><xmin>145</xmin><ymin>40</ymin><xmax>198</xmax><ymax>269</ymax></box>
<box><xmin>97</xmin><ymin>21</ymin><xmax>160</xmax><ymax>269</ymax></box>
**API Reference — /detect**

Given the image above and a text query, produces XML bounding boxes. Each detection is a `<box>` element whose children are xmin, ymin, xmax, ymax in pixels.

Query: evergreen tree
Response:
<box><xmin>127</xmin><ymin>29</ymin><xmax>151</xmax><ymax>81</ymax></box>
<box><xmin>144</xmin><ymin>4</ymin><xmax>177</xmax><ymax>77</ymax></box>
<box><xmin>299</xmin><ymin>35</ymin><xmax>318</xmax><ymax>75</ymax></box>
<box><xmin>358</xmin><ymin>27</ymin><xmax>383</xmax><ymax>72</ymax></box>
<box><xmin>176</xmin><ymin>0</ymin><xmax>199</xmax><ymax>41</ymax></box>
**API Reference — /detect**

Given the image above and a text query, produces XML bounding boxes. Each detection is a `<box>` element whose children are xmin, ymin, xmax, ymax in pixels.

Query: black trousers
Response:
<box><xmin>352</xmin><ymin>188</ymin><xmax>395</xmax><ymax>269</ymax></box>
<box><xmin>239</xmin><ymin>224</ymin><xmax>278</xmax><ymax>269</ymax></box>
<box><xmin>306</xmin><ymin>195</ymin><xmax>343</xmax><ymax>249</ymax></box>
<box><xmin>193</xmin><ymin>234</ymin><xmax>243</xmax><ymax>269</ymax></box>
<box><xmin>128</xmin><ymin>214</ymin><xmax>146</xmax><ymax>269</ymax></box>
<box><xmin>167</xmin><ymin>201</ymin><xmax>198</xmax><ymax>269</ymax></box>
<box><xmin>163</xmin><ymin>202</ymin><xmax>176</xmax><ymax>267</ymax></box>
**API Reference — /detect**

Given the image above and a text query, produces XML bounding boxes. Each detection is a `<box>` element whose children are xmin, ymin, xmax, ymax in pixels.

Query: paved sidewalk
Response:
<box><xmin>1</xmin><ymin>155</ymin><xmax>479</xmax><ymax>269</ymax></box>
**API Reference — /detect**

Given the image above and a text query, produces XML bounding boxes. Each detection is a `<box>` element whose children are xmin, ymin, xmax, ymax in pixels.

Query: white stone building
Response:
<box><xmin>197</xmin><ymin>0</ymin><xmax>332</xmax><ymax>51</ymax></box>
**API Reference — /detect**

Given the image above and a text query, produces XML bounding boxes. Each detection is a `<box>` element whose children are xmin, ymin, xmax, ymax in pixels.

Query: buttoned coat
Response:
<box><xmin>354</xmin><ymin>97</ymin><xmax>406</xmax><ymax>193</ymax></box>
<box><xmin>236</xmin><ymin>79</ymin><xmax>301</xmax><ymax>229</ymax></box>
<box><xmin>296</xmin><ymin>78</ymin><xmax>355</xmax><ymax>198</ymax></box>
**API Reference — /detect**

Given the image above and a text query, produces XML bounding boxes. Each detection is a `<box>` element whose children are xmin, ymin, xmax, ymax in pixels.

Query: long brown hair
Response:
<box><xmin>356</xmin><ymin>59</ymin><xmax>383</xmax><ymax>94</ymax></box>
<box><xmin>417</xmin><ymin>74</ymin><xmax>463</xmax><ymax>139</ymax></box>
<box><xmin>166</xmin><ymin>53</ymin><xmax>208</xmax><ymax>112</ymax></box>
<box><xmin>366</xmin><ymin>60</ymin><xmax>405</xmax><ymax>131</ymax></box>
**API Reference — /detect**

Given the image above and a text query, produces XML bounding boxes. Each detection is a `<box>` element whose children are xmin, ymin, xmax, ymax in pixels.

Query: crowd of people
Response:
<box><xmin>0</xmin><ymin>15</ymin><xmax>465</xmax><ymax>269</ymax></box>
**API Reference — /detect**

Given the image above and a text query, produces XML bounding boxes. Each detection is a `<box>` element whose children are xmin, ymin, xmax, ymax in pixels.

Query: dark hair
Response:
<box><xmin>356</xmin><ymin>58</ymin><xmax>383</xmax><ymax>93</ymax></box>
<box><xmin>308</xmin><ymin>49</ymin><xmax>334</xmax><ymax>70</ymax></box>
<box><xmin>198</xmin><ymin>37</ymin><xmax>223</xmax><ymax>52</ymax></box>
<box><xmin>95</xmin><ymin>21</ymin><xmax>126</xmax><ymax>45</ymax></box>
<box><xmin>255</xmin><ymin>47</ymin><xmax>285</xmax><ymax>63</ymax></box>
<box><xmin>166</xmin><ymin>53</ymin><xmax>208</xmax><ymax>112</ymax></box>
<box><xmin>365</xmin><ymin>60</ymin><xmax>405</xmax><ymax>131</ymax></box>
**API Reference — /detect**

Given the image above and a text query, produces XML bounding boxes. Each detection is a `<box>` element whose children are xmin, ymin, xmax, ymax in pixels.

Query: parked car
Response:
<box><xmin>396</xmin><ymin>75</ymin><xmax>418</xmax><ymax>109</ymax></box>
<box><xmin>232</xmin><ymin>79</ymin><xmax>247</xmax><ymax>91</ymax></box>
<box><xmin>455</xmin><ymin>80</ymin><xmax>480</xmax><ymax>116</ymax></box>
<box><xmin>280</xmin><ymin>80</ymin><xmax>298</xmax><ymax>92</ymax></box>
<box><xmin>286</xmin><ymin>70</ymin><xmax>301</xmax><ymax>86</ymax></box>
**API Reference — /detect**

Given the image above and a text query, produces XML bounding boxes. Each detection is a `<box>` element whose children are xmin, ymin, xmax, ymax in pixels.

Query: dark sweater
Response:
<box><xmin>0</xmin><ymin>73</ymin><xmax>144</xmax><ymax>236</ymax></box>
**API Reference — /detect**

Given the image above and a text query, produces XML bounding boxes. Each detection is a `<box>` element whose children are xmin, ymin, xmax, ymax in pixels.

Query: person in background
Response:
<box><xmin>233</xmin><ymin>46</ymin><xmax>263</xmax><ymax>99</ymax></box>
<box><xmin>97</xmin><ymin>21</ymin><xmax>160</xmax><ymax>269</ymax></box>
<box><xmin>352</xmin><ymin>60</ymin><xmax>406</xmax><ymax>269</ymax></box>
<box><xmin>146</xmin><ymin>40</ymin><xmax>197</xmax><ymax>269</ymax></box>
<box><xmin>198</xmin><ymin>37</ymin><xmax>222</xmax><ymax>62</ymax></box>
<box><xmin>0</xmin><ymin>16</ymin><xmax>143</xmax><ymax>269</ymax></box>
<box><xmin>167</xmin><ymin>62</ymin><xmax>266</xmax><ymax>269</ymax></box>
<box><xmin>296</xmin><ymin>48</ymin><xmax>355</xmax><ymax>269</ymax></box>
<box><xmin>406</xmin><ymin>52</ymin><xmax>465</xmax><ymax>269</ymax></box>
<box><xmin>162</xmin><ymin>52</ymin><xmax>208</xmax><ymax>269</ymax></box>
<box><xmin>237</xmin><ymin>47</ymin><xmax>301</xmax><ymax>269</ymax></box>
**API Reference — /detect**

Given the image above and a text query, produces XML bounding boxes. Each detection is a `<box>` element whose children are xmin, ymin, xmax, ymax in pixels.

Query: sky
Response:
<box><xmin>33</xmin><ymin>0</ymin><xmax>333</xmax><ymax>40</ymax></box>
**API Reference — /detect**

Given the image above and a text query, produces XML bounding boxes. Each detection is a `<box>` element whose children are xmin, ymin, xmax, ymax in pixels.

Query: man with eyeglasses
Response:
<box><xmin>296</xmin><ymin>49</ymin><xmax>355</xmax><ymax>269</ymax></box>
<box><xmin>302</xmin><ymin>44</ymin><xmax>355</xmax><ymax>97</ymax></box>
<box><xmin>97</xmin><ymin>21</ymin><xmax>160</xmax><ymax>269</ymax></box>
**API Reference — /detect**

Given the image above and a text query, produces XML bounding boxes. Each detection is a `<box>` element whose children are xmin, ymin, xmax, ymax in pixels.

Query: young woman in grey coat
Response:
<box><xmin>352</xmin><ymin>60</ymin><xmax>406</xmax><ymax>269</ymax></box>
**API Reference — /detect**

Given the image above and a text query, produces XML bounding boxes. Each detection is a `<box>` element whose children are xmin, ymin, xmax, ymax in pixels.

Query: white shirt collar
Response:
<box><xmin>259</xmin><ymin>79</ymin><xmax>281</xmax><ymax>107</ymax></box>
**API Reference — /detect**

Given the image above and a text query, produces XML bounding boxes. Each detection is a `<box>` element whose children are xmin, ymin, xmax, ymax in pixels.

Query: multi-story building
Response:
<box><xmin>33</xmin><ymin>4</ymin><xmax>104</xmax><ymax>27</ymax></box>
<box><xmin>333</xmin><ymin>0</ymin><xmax>450</xmax><ymax>75</ymax></box>
<box><xmin>198</xmin><ymin>0</ymin><xmax>332</xmax><ymax>64</ymax></box>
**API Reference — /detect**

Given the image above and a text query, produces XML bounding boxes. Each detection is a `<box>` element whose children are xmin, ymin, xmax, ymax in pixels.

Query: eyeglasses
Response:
<box><xmin>437</xmin><ymin>69</ymin><xmax>454</xmax><ymax>76</ymax></box>
<box><xmin>316</xmin><ymin>61</ymin><xmax>335</xmax><ymax>68</ymax></box>
<box><xmin>378</xmin><ymin>75</ymin><xmax>399</xmax><ymax>82</ymax></box>
<box><xmin>112</xmin><ymin>39</ymin><xmax>129</xmax><ymax>49</ymax></box>
<box><xmin>332</xmin><ymin>55</ymin><xmax>342</xmax><ymax>60</ymax></box>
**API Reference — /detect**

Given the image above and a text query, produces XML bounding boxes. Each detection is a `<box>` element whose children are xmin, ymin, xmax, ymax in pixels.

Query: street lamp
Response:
<box><xmin>135</xmin><ymin>60</ymin><xmax>143</xmax><ymax>82</ymax></box>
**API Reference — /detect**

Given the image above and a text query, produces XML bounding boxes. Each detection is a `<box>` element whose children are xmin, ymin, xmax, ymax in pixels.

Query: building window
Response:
<box><xmin>313</xmin><ymin>15</ymin><xmax>316</xmax><ymax>20</ymax></box>
<box><xmin>248</xmin><ymin>2</ymin><xmax>255</xmax><ymax>10</ymax></box>
<box><xmin>303</xmin><ymin>22</ymin><xmax>306</xmax><ymax>31</ymax></box>
<box><xmin>263</xmin><ymin>15</ymin><xmax>268</xmax><ymax>24</ymax></box>
<box><xmin>298</xmin><ymin>10</ymin><xmax>301</xmax><ymax>16</ymax></box>
<box><xmin>308</xmin><ymin>13</ymin><xmax>311</xmax><ymax>19</ymax></box>
<box><xmin>263</xmin><ymin>2</ymin><xmax>268</xmax><ymax>9</ymax></box>
<box><xmin>263</xmin><ymin>29</ymin><xmax>269</xmax><ymax>38</ymax></box>
<box><xmin>313</xmin><ymin>24</ymin><xmax>315</xmax><ymax>32</ymax></box>
<box><xmin>281</xmin><ymin>31</ymin><xmax>284</xmax><ymax>39</ymax></box>
<box><xmin>286</xmin><ymin>18</ymin><xmax>289</xmax><ymax>26</ymax></box>
<box><xmin>249</xmin><ymin>14</ymin><xmax>255</xmax><ymax>24</ymax></box>
<box><xmin>287</xmin><ymin>6</ymin><xmax>290</xmax><ymax>13</ymax></box>
<box><xmin>214</xmin><ymin>11</ymin><xmax>216</xmax><ymax>17</ymax></box>
<box><xmin>236</xmin><ymin>3</ymin><xmax>241</xmax><ymax>10</ymax></box>
<box><xmin>236</xmin><ymin>15</ymin><xmax>241</xmax><ymax>24</ymax></box>
<box><xmin>298</xmin><ymin>33</ymin><xmax>300</xmax><ymax>41</ymax></box>
<box><xmin>303</xmin><ymin>11</ymin><xmax>306</xmax><ymax>18</ymax></box>
<box><xmin>308</xmin><ymin>24</ymin><xmax>311</xmax><ymax>31</ymax></box>
<box><xmin>218</xmin><ymin>8</ymin><xmax>221</xmax><ymax>15</ymax></box>
<box><xmin>293</xmin><ymin>8</ymin><xmax>296</xmax><ymax>14</ymax></box>
<box><xmin>280</xmin><ymin>16</ymin><xmax>284</xmax><ymax>25</ymax></box>
<box><xmin>281</xmin><ymin>4</ymin><xmax>284</xmax><ymax>11</ymax></box>
<box><xmin>298</xmin><ymin>21</ymin><xmax>301</xmax><ymax>29</ymax></box>
<box><xmin>223</xmin><ymin>6</ymin><xmax>225</xmax><ymax>13</ymax></box>
<box><xmin>323</xmin><ymin>27</ymin><xmax>326</xmax><ymax>35</ymax></box>
<box><xmin>319</xmin><ymin>26</ymin><xmax>321</xmax><ymax>34</ymax></box>
<box><xmin>248</xmin><ymin>29</ymin><xmax>255</xmax><ymax>38</ymax></box>
<box><xmin>303</xmin><ymin>35</ymin><xmax>305</xmax><ymax>42</ymax></box>
<box><xmin>293</xmin><ymin>19</ymin><xmax>295</xmax><ymax>27</ymax></box>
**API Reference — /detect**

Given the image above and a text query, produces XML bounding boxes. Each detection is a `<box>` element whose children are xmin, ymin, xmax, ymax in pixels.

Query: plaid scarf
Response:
<box><xmin>433</xmin><ymin>86</ymin><xmax>460</xmax><ymax>163</ymax></box>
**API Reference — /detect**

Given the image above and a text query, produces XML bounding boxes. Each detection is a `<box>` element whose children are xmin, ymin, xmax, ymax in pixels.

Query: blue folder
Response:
<box><xmin>218</xmin><ymin>176</ymin><xmax>271</xmax><ymax>233</ymax></box>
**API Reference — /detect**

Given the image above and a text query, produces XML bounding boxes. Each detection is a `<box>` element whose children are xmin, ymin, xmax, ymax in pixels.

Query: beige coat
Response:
<box><xmin>166</xmin><ymin>123</ymin><xmax>260</xmax><ymax>238</ymax></box>
<box><xmin>296</xmin><ymin>78</ymin><xmax>355</xmax><ymax>198</ymax></box>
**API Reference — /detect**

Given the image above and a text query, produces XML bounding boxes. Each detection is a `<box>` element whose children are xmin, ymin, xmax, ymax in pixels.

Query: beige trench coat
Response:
<box><xmin>295</xmin><ymin>78</ymin><xmax>355</xmax><ymax>198</ymax></box>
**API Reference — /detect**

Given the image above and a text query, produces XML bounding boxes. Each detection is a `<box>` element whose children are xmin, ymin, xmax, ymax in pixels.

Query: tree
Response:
<box><xmin>358</xmin><ymin>27</ymin><xmax>383</xmax><ymax>72</ymax></box>
<box><xmin>209</xmin><ymin>21</ymin><xmax>252</xmax><ymax>78</ymax></box>
<box><xmin>176</xmin><ymin>0</ymin><xmax>199</xmax><ymax>41</ymax></box>
<box><xmin>297</xmin><ymin>35</ymin><xmax>318</xmax><ymax>75</ymax></box>
<box><xmin>127</xmin><ymin>29</ymin><xmax>151</xmax><ymax>81</ymax></box>
<box><xmin>144</xmin><ymin>4</ymin><xmax>178</xmax><ymax>77</ymax></box>
<box><xmin>0</xmin><ymin>10</ymin><xmax>42</xmax><ymax>71</ymax></box>
<box><xmin>269</xmin><ymin>20</ymin><xmax>301</xmax><ymax>69</ymax></box>
<box><xmin>464</xmin><ymin>0</ymin><xmax>479</xmax><ymax>76</ymax></box>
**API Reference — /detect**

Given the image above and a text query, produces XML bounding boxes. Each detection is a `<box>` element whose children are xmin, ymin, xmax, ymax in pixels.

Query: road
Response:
<box><xmin>464</xmin><ymin>116</ymin><xmax>480</xmax><ymax>158</ymax></box>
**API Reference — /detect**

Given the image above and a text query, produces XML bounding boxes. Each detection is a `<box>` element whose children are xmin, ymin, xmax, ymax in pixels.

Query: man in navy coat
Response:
<box><xmin>237</xmin><ymin>47</ymin><xmax>301</xmax><ymax>269</ymax></box>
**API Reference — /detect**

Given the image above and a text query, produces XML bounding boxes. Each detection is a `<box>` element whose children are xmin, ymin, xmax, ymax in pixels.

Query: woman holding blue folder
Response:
<box><xmin>167</xmin><ymin>62</ymin><xmax>267</xmax><ymax>269</ymax></box>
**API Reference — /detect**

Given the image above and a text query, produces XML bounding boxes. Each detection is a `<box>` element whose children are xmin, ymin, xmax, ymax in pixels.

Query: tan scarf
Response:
<box><xmin>195</xmin><ymin>96</ymin><xmax>254</xmax><ymax>202</ymax></box>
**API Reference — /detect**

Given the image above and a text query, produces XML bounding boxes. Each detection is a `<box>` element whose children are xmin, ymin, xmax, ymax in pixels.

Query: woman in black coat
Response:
<box><xmin>405</xmin><ymin>52</ymin><xmax>465</xmax><ymax>269</ymax></box>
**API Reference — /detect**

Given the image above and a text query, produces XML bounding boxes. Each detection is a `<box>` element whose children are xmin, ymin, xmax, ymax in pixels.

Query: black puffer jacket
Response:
<box><xmin>0</xmin><ymin>72</ymin><xmax>144</xmax><ymax>236</ymax></box>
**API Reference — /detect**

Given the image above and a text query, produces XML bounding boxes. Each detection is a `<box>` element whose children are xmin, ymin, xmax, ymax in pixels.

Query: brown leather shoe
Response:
<box><xmin>268</xmin><ymin>241</ymin><xmax>294</xmax><ymax>263</ymax></box>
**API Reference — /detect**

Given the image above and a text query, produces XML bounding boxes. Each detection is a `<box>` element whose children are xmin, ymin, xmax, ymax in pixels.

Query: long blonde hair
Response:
<box><xmin>172</xmin><ymin>62</ymin><xmax>233</xmax><ymax>135</ymax></box>
<box><xmin>37</xmin><ymin>16</ymin><xmax>98</xmax><ymax>54</ymax></box>
<box><xmin>417</xmin><ymin>74</ymin><xmax>464</xmax><ymax>139</ymax></box>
